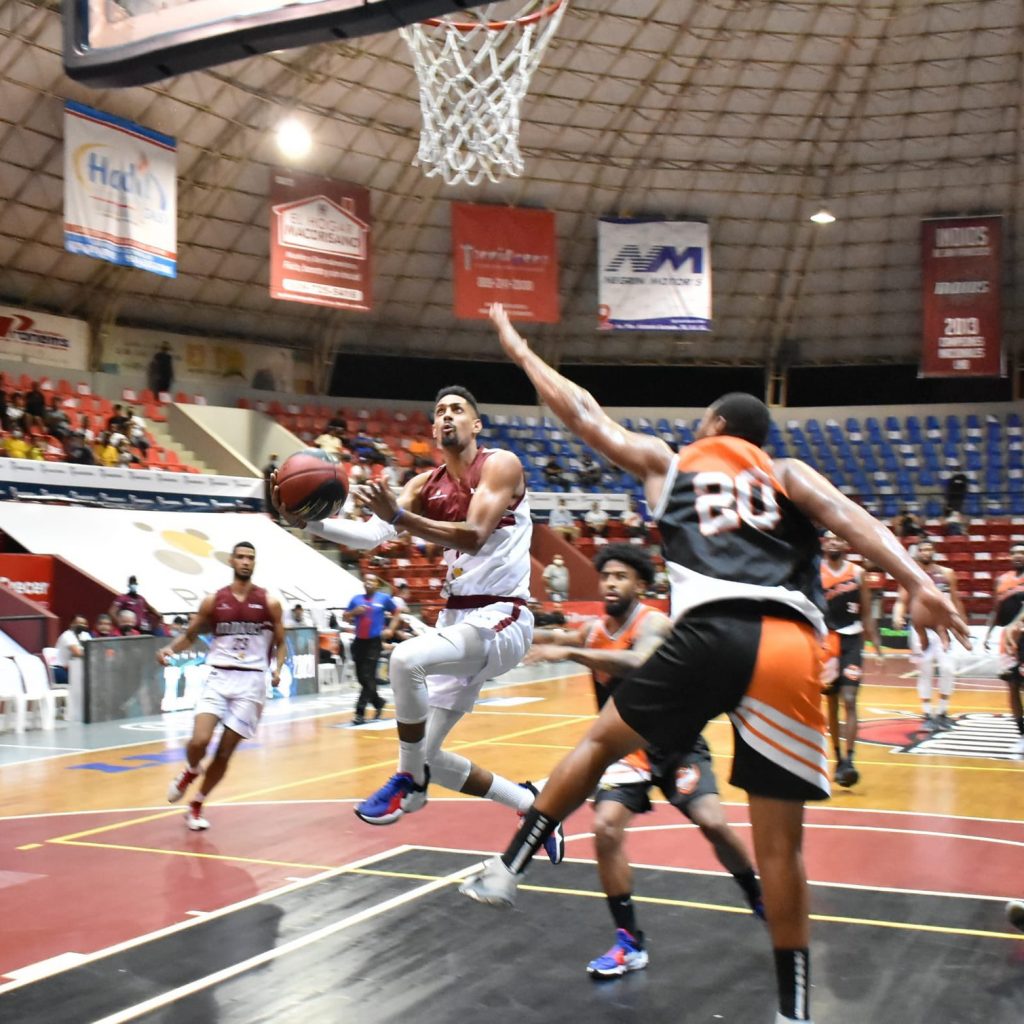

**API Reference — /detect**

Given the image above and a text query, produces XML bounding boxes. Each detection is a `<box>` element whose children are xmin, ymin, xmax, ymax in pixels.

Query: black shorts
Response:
<box><xmin>823</xmin><ymin>631</ymin><xmax>864</xmax><ymax>695</ymax></box>
<box><xmin>612</xmin><ymin>600</ymin><xmax>830</xmax><ymax>802</ymax></box>
<box><xmin>593</xmin><ymin>740</ymin><xmax>719</xmax><ymax>817</ymax></box>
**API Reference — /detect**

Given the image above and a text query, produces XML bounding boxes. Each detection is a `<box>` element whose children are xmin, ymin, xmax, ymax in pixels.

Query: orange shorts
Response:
<box><xmin>613</xmin><ymin>600</ymin><xmax>829</xmax><ymax>801</ymax></box>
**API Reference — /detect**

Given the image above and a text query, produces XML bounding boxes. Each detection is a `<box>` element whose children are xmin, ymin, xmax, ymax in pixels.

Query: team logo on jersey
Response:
<box><xmin>857</xmin><ymin>713</ymin><xmax>1021</xmax><ymax>760</ymax></box>
<box><xmin>674</xmin><ymin>764</ymin><xmax>700</xmax><ymax>795</ymax></box>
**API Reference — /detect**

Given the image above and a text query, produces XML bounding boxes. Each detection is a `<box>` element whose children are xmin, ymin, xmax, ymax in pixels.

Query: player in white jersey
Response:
<box><xmin>273</xmin><ymin>387</ymin><xmax>563</xmax><ymax>859</ymax></box>
<box><xmin>157</xmin><ymin>541</ymin><xmax>286</xmax><ymax>830</ymax></box>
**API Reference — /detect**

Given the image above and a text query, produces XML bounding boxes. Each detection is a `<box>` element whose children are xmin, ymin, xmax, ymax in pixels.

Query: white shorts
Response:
<box><xmin>194</xmin><ymin>666</ymin><xmax>267</xmax><ymax>740</ymax></box>
<box><xmin>427</xmin><ymin>602</ymin><xmax>534</xmax><ymax>714</ymax></box>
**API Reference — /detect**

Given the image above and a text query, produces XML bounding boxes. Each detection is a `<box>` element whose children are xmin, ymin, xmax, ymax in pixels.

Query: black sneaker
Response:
<box><xmin>838</xmin><ymin>759</ymin><xmax>860</xmax><ymax>787</ymax></box>
<box><xmin>935</xmin><ymin>712</ymin><xmax>954</xmax><ymax>731</ymax></box>
<box><xmin>920</xmin><ymin>714</ymin><xmax>941</xmax><ymax>733</ymax></box>
<box><xmin>352</xmin><ymin>714</ymin><xmax>366</xmax><ymax>726</ymax></box>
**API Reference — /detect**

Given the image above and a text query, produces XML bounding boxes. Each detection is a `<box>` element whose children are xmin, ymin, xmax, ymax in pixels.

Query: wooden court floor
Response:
<box><xmin>0</xmin><ymin>659</ymin><xmax>1022</xmax><ymax>1023</ymax></box>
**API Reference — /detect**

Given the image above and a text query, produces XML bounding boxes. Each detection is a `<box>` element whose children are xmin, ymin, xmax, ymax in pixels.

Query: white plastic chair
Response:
<box><xmin>41</xmin><ymin>647</ymin><xmax>58</xmax><ymax>685</ymax></box>
<box><xmin>12</xmin><ymin>654</ymin><xmax>61</xmax><ymax>730</ymax></box>
<box><xmin>0</xmin><ymin>658</ymin><xmax>28</xmax><ymax>733</ymax></box>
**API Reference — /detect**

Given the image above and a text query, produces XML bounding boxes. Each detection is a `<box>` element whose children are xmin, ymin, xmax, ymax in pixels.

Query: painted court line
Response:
<box><xmin>0</xmin><ymin>845</ymin><xmax>412</xmax><ymax>995</ymax></box>
<box><xmin>89</xmin><ymin>862</ymin><xmax>480</xmax><ymax>1024</ymax></box>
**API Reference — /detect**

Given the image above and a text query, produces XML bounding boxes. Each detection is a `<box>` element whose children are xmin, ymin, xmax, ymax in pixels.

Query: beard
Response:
<box><xmin>604</xmin><ymin>596</ymin><xmax>632</xmax><ymax>619</ymax></box>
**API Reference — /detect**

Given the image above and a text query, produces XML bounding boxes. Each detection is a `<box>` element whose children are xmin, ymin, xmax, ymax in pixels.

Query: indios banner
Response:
<box><xmin>451</xmin><ymin>203</ymin><xmax>559</xmax><ymax>322</ymax></box>
<box><xmin>63</xmin><ymin>101</ymin><xmax>177</xmax><ymax>278</ymax></box>
<box><xmin>598</xmin><ymin>219</ymin><xmax>711</xmax><ymax>331</ymax></box>
<box><xmin>920</xmin><ymin>216</ymin><xmax>1002</xmax><ymax>378</ymax></box>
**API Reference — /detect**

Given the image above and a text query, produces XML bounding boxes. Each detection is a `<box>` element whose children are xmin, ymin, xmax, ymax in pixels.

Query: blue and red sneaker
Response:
<box><xmin>586</xmin><ymin>929</ymin><xmax>648</xmax><ymax>978</ymax></box>
<box><xmin>518</xmin><ymin>781</ymin><xmax>566</xmax><ymax>865</ymax></box>
<box><xmin>355</xmin><ymin>767</ymin><xmax>430</xmax><ymax>825</ymax></box>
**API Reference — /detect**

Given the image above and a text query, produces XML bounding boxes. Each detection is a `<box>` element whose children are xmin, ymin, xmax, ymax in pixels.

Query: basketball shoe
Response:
<box><xmin>186</xmin><ymin>801</ymin><xmax>209</xmax><ymax>831</ymax></box>
<box><xmin>355</xmin><ymin>767</ymin><xmax>430</xmax><ymax>825</ymax></box>
<box><xmin>459</xmin><ymin>856</ymin><xmax>519</xmax><ymax>908</ymax></box>
<box><xmin>775</xmin><ymin>1015</ymin><xmax>815</xmax><ymax>1024</ymax></box>
<box><xmin>517</xmin><ymin>782</ymin><xmax>566</xmax><ymax>864</ymax></box>
<box><xmin>586</xmin><ymin>929</ymin><xmax>648</xmax><ymax>978</ymax></box>
<box><xmin>1007</xmin><ymin>900</ymin><xmax>1024</xmax><ymax>932</ymax></box>
<box><xmin>167</xmin><ymin>766</ymin><xmax>201</xmax><ymax>803</ymax></box>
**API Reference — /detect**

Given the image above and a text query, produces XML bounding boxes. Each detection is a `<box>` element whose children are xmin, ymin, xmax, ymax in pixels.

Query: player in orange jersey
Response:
<box><xmin>984</xmin><ymin>543</ymin><xmax>1024</xmax><ymax>756</ymax></box>
<box><xmin>460</xmin><ymin>303</ymin><xmax>968</xmax><ymax>1024</ymax></box>
<box><xmin>819</xmin><ymin>533</ymin><xmax>883</xmax><ymax>787</ymax></box>
<box><xmin>527</xmin><ymin>544</ymin><xmax>763</xmax><ymax>977</ymax></box>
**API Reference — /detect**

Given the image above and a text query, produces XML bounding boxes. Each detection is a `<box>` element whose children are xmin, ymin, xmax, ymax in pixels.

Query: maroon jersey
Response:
<box><xmin>206</xmin><ymin>585</ymin><xmax>274</xmax><ymax>670</ymax></box>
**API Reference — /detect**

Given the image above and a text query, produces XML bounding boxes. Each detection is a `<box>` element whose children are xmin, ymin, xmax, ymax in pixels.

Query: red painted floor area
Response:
<box><xmin>1</xmin><ymin>801</ymin><xmax>1021</xmax><ymax>980</ymax></box>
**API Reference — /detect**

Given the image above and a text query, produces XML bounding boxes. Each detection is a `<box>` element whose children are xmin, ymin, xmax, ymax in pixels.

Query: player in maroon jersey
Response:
<box><xmin>157</xmin><ymin>541</ymin><xmax>286</xmax><ymax>830</ymax></box>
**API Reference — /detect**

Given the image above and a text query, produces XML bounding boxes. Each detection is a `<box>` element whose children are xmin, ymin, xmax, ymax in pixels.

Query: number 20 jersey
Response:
<box><xmin>651</xmin><ymin>435</ymin><xmax>825</xmax><ymax>635</ymax></box>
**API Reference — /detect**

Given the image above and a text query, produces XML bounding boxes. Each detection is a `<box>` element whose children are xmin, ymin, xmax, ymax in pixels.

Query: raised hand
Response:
<box><xmin>907</xmin><ymin>584</ymin><xmax>971</xmax><ymax>651</ymax></box>
<box><xmin>489</xmin><ymin>302</ymin><xmax>530</xmax><ymax>363</ymax></box>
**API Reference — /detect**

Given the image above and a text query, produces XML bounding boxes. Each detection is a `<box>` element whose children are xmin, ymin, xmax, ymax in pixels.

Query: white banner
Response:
<box><xmin>597</xmin><ymin>219</ymin><xmax>711</xmax><ymax>331</ymax></box>
<box><xmin>64</xmin><ymin>101</ymin><xmax>177</xmax><ymax>278</ymax></box>
<box><xmin>0</xmin><ymin>305</ymin><xmax>89</xmax><ymax>371</ymax></box>
<box><xmin>0</xmin><ymin>504</ymin><xmax>360</xmax><ymax>617</ymax></box>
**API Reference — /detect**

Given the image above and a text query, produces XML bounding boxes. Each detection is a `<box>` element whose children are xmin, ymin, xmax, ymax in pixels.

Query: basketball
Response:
<box><xmin>275</xmin><ymin>449</ymin><xmax>349</xmax><ymax>521</ymax></box>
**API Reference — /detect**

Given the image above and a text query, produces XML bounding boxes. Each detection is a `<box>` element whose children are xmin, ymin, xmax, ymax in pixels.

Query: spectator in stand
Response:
<box><xmin>894</xmin><ymin>508</ymin><xmax>925</xmax><ymax>541</ymax></box>
<box><xmin>326</xmin><ymin>411</ymin><xmax>346</xmax><ymax>432</ymax></box>
<box><xmin>544</xmin><ymin>455</ymin><xmax>567</xmax><ymax>490</ymax></box>
<box><xmin>110</xmin><ymin>576</ymin><xmax>154</xmax><ymax>634</ymax></box>
<box><xmin>125</xmin><ymin>407</ymin><xmax>150</xmax><ymax>457</ymax></box>
<box><xmin>944</xmin><ymin>509</ymin><xmax>966</xmax><ymax>536</ymax></box>
<box><xmin>24</xmin><ymin>433</ymin><xmax>45</xmax><ymax>461</ymax></box>
<box><xmin>116</xmin><ymin>436</ymin><xmax>142</xmax><ymax>466</ymax></box>
<box><xmin>106</xmin><ymin>403</ymin><xmax>130</xmax><ymax>435</ymax></box>
<box><xmin>53</xmin><ymin>614</ymin><xmax>89</xmax><ymax>684</ymax></box>
<box><xmin>64</xmin><ymin>430</ymin><xmax>96</xmax><ymax>465</ymax></box>
<box><xmin>577</xmin><ymin>454</ymin><xmax>601</xmax><ymax>490</ymax></box>
<box><xmin>620</xmin><ymin>498</ymin><xmax>646</xmax><ymax>540</ymax></box>
<box><xmin>2</xmin><ymin>428</ymin><xmax>29</xmax><ymax>459</ymax></box>
<box><xmin>390</xmin><ymin>579</ymin><xmax>410</xmax><ymax>614</ymax></box>
<box><xmin>548</xmin><ymin>497</ymin><xmax>579</xmax><ymax>542</ymax></box>
<box><xmin>315</xmin><ymin>428</ymin><xmax>344</xmax><ymax>457</ymax></box>
<box><xmin>45</xmin><ymin>396</ymin><xmax>71</xmax><ymax>439</ymax></box>
<box><xmin>542</xmin><ymin>554</ymin><xmax>570</xmax><ymax>603</ymax></box>
<box><xmin>584</xmin><ymin>500</ymin><xmax>609</xmax><ymax>537</ymax></box>
<box><xmin>93</xmin><ymin>612</ymin><xmax>118</xmax><ymax>637</ymax></box>
<box><xmin>94</xmin><ymin>432</ymin><xmax>119</xmax><ymax>467</ymax></box>
<box><xmin>148</xmin><ymin>341</ymin><xmax>175</xmax><ymax>395</ymax></box>
<box><xmin>24</xmin><ymin>381</ymin><xmax>46</xmax><ymax>432</ymax></box>
<box><xmin>116</xmin><ymin>609</ymin><xmax>142</xmax><ymax>636</ymax></box>
<box><xmin>263</xmin><ymin>454</ymin><xmax>279</xmax><ymax>521</ymax></box>
<box><xmin>945</xmin><ymin>463</ymin><xmax>969</xmax><ymax>514</ymax></box>
<box><xmin>286</xmin><ymin>603</ymin><xmax>308</xmax><ymax>627</ymax></box>
<box><xmin>5</xmin><ymin>393</ymin><xmax>25</xmax><ymax>432</ymax></box>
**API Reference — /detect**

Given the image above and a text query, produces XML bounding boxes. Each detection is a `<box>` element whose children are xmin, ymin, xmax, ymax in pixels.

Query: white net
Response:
<box><xmin>400</xmin><ymin>1</ymin><xmax>568</xmax><ymax>186</ymax></box>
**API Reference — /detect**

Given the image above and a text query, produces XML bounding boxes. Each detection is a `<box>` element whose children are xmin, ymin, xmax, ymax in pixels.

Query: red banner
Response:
<box><xmin>0</xmin><ymin>554</ymin><xmax>54</xmax><ymax>609</ymax></box>
<box><xmin>452</xmin><ymin>203</ymin><xmax>559</xmax><ymax>322</ymax></box>
<box><xmin>269</xmin><ymin>170</ymin><xmax>371</xmax><ymax>311</ymax></box>
<box><xmin>921</xmin><ymin>216</ymin><xmax>1002</xmax><ymax>377</ymax></box>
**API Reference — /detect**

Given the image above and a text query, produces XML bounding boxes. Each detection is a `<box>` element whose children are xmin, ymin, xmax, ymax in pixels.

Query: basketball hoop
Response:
<box><xmin>400</xmin><ymin>1</ymin><xmax>568</xmax><ymax>186</ymax></box>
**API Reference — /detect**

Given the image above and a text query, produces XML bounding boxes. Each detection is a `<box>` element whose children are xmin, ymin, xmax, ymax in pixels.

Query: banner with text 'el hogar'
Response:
<box><xmin>598</xmin><ymin>219</ymin><xmax>711</xmax><ymax>331</ymax></box>
<box><xmin>63</xmin><ymin>101</ymin><xmax>177</xmax><ymax>278</ymax></box>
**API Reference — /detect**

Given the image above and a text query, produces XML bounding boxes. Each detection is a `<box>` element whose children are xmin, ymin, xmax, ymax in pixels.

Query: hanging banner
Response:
<box><xmin>63</xmin><ymin>101</ymin><xmax>177</xmax><ymax>278</ymax></box>
<box><xmin>921</xmin><ymin>216</ymin><xmax>1002</xmax><ymax>377</ymax></box>
<box><xmin>598</xmin><ymin>219</ymin><xmax>711</xmax><ymax>331</ymax></box>
<box><xmin>0</xmin><ymin>305</ymin><xmax>89</xmax><ymax>371</ymax></box>
<box><xmin>269</xmin><ymin>170</ymin><xmax>371</xmax><ymax>311</ymax></box>
<box><xmin>0</xmin><ymin>555</ymin><xmax>54</xmax><ymax>609</ymax></box>
<box><xmin>451</xmin><ymin>203</ymin><xmax>559</xmax><ymax>322</ymax></box>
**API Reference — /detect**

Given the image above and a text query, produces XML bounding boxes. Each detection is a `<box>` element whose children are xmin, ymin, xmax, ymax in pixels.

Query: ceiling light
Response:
<box><xmin>810</xmin><ymin>208</ymin><xmax>836</xmax><ymax>225</ymax></box>
<box><xmin>276</xmin><ymin>118</ymin><xmax>311</xmax><ymax>158</ymax></box>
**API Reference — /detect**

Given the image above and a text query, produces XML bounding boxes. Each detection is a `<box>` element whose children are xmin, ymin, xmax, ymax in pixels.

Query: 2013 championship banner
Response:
<box><xmin>451</xmin><ymin>203</ymin><xmax>559</xmax><ymax>322</ymax></box>
<box><xmin>63</xmin><ymin>101</ymin><xmax>177</xmax><ymax>278</ymax></box>
<box><xmin>269</xmin><ymin>171</ymin><xmax>372</xmax><ymax>311</ymax></box>
<box><xmin>921</xmin><ymin>215</ymin><xmax>1002</xmax><ymax>377</ymax></box>
<box><xmin>598</xmin><ymin>219</ymin><xmax>711</xmax><ymax>331</ymax></box>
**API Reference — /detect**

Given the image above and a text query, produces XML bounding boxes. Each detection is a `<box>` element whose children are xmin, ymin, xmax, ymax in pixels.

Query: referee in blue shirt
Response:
<box><xmin>345</xmin><ymin>574</ymin><xmax>402</xmax><ymax>725</ymax></box>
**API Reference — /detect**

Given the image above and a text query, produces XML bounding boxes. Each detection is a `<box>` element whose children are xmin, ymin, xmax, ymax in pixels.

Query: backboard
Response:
<box><xmin>63</xmin><ymin>1</ymin><xmax>488</xmax><ymax>87</ymax></box>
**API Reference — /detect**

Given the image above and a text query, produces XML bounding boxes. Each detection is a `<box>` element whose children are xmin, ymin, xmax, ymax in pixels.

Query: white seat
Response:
<box><xmin>41</xmin><ymin>647</ymin><xmax>58</xmax><ymax>685</ymax></box>
<box><xmin>12</xmin><ymin>654</ymin><xmax>63</xmax><ymax>729</ymax></box>
<box><xmin>0</xmin><ymin>658</ymin><xmax>28</xmax><ymax>733</ymax></box>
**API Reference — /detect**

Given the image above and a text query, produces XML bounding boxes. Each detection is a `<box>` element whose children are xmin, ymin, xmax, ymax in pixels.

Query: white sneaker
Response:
<box><xmin>186</xmin><ymin>801</ymin><xmax>209</xmax><ymax>831</ymax></box>
<box><xmin>167</xmin><ymin>767</ymin><xmax>201</xmax><ymax>803</ymax></box>
<box><xmin>459</xmin><ymin>857</ymin><xmax>518</xmax><ymax>908</ymax></box>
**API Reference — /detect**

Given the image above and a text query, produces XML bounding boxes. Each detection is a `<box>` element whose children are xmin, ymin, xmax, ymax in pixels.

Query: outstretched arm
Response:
<box><xmin>157</xmin><ymin>595</ymin><xmax>213</xmax><ymax>665</ymax></box>
<box><xmin>525</xmin><ymin>611</ymin><xmax>672</xmax><ymax>672</ymax></box>
<box><xmin>489</xmin><ymin>303</ymin><xmax>674</xmax><ymax>487</ymax></box>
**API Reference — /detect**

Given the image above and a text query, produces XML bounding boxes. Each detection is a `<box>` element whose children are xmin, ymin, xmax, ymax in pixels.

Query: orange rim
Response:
<box><xmin>423</xmin><ymin>0</ymin><xmax>565</xmax><ymax>31</ymax></box>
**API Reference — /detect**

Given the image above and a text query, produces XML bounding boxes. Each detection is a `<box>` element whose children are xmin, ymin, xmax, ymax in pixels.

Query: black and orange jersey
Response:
<box><xmin>821</xmin><ymin>559</ymin><xmax>863</xmax><ymax>632</ymax></box>
<box><xmin>586</xmin><ymin>602</ymin><xmax>660</xmax><ymax>706</ymax></box>
<box><xmin>994</xmin><ymin>570</ymin><xmax>1024</xmax><ymax>626</ymax></box>
<box><xmin>652</xmin><ymin>435</ymin><xmax>824</xmax><ymax>633</ymax></box>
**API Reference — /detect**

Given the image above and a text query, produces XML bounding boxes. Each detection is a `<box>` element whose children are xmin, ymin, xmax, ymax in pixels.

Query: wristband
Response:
<box><xmin>390</xmin><ymin>508</ymin><xmax>404</xmax><ymax>526</ymax></box>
